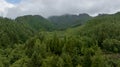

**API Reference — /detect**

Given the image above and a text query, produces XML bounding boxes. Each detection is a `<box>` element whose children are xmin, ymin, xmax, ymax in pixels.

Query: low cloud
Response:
<box><xmin>1</xmin><ymin>0</ymin><xmax>120</xmax><ymax>18</ymax></box>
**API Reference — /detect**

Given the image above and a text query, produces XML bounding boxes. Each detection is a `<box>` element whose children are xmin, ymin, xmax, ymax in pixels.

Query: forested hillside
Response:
<box><xmin>0</xmin><ymin>12</ymin><xmax>120</xmax><ymax>67</ymax></box>
<box><xmin>16</xmin><ymin>15</ymin><xmax>54</xmax><ymax>31</ymax></box>
<box><xmin>48</xmin><ymin>14</ymin><xmax>92</xmax><ymax>30</ymax></box>
<box><xmin>0</xmin><ymin>17</ymin><xmax>34</xmax><ymax>48</ymax></box>
<box><xmin>66</xmin><ymin>12</ymin><xmax>120</xmax><ymax>53</ymax></box>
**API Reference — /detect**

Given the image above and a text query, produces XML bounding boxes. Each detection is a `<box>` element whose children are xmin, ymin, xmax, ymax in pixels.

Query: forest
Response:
<box><xmin>0</xmin><ymin>12</ymin><xmax>120</xmax><ymax>67</ymax></box>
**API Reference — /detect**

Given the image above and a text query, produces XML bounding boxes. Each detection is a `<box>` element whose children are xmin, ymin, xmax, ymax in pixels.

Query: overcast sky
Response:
<box><xmin>1</xmin><ymin>0</ymin><xmax>120</xmax><ymax>18</ymax></box>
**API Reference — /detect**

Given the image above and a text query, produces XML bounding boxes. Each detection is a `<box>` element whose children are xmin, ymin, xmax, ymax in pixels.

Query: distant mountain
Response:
<box><xmin>15</xmin><ymin>15</ymin><xmax>54</xmax><ymax>31</ymax></box>
<box><xmin>48</xmin><ymin>13</ymin><xmax>92</xmax><ymax>30</ymax></box>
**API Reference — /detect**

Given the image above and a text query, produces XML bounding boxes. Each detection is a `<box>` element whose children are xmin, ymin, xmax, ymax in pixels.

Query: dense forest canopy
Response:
<box><xmin>0</xmin><ymin>12</ymin><xmax>120</xmax><ymax>67</ymax></box>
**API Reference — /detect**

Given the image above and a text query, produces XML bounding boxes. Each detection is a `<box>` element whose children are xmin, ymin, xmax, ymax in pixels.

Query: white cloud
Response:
<box><xmin>1</xmin><ymin>0</ymin><xmax>120</xmax><ymax>18</ymax></box>
<box><xmin>0</xmin><ymin>0</ymin><xmax>15</xmax><ymax>17</ymax></box>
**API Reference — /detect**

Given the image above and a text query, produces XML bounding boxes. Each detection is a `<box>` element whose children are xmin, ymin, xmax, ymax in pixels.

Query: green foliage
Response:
<box><xmin>0</xmin><ymin>17</ymin><xmax>34</xmax><ymax>48</ymax></box>
<box><xmin>0</xmin><ymin>54</ymin><xmax>9</xmax><ymax>67</ymax></box>
<box><xmin>102</xmin><ymin>39</ymin><xmax>120</xmax><ymax>52</ymax></box>
<box><xmin>42</xmin><ymin>56</ymin><xmax>64</xmax><ymax>67</ymax></box>
<box><xmin>91</xmin><ymin>46</ymin><xmax>105</xmax><ymax>67</ymax></box>
<box><xmin>10</xmin><ymin>57</ymin><xmax>30</xmax><ymax>67</ymax></box>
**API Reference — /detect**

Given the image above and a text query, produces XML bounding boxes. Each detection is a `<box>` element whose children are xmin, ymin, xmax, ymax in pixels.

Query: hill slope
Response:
<box><xmin>66</xmin><ymin>12</ymin><xmax>120</xmax><ymax>52</ymax></box>
<box><xmin>16</xmin><ymin>15</ymin><xmax>54</xmax><ymax>31</ymax></box>
<box><xmin>48</xmin><ymin>13</ymin><xmax>92</xmax><ymax>29</ymax></box>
